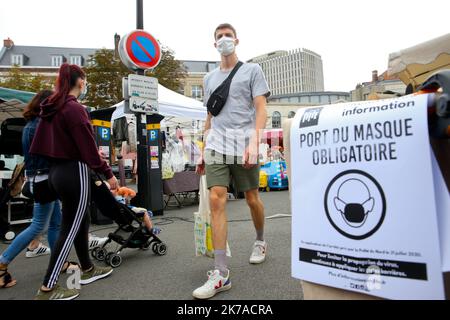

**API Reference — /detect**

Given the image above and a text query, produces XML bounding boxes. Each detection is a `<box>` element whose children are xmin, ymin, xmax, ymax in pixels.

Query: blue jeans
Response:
<box><xmin>0</xmin><ymin>201</ymin><xmax>61</xmax><ymax>265</ymax></box>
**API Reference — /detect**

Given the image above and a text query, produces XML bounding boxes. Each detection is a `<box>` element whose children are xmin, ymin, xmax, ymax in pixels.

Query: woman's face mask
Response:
<box><xmin>78</xmin><ymin>78</ymin><xmax>88</xmax><ymax>100</ymax></box>
<box><xmin>216</xmin><ymin>36</ymin><xmax>236</xmax><ymax>56</ymax></box>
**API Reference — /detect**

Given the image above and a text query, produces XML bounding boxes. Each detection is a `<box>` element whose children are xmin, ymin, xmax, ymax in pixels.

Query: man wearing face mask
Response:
<box><xmin>194</xmin><ymin>23</ymin><xmax>270</xmax><ymax>299</ymax></box>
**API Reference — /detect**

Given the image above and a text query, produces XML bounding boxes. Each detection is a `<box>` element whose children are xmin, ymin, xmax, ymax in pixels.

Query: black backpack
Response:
<box><xmin>206</xmin><ymin>61</ymin><xmax>243</xmax><ymax>116</ymax></box>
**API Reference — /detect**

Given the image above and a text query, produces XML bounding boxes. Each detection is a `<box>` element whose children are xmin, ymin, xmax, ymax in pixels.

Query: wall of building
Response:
<box><xmin>248</xmin><ymin>48</ymin><xmax>324</xmax><ymax>96</ymax></box>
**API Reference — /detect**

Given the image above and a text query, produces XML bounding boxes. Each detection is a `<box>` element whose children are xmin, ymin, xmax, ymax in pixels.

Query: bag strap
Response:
<box><xmin>224</xmin><ymin>61</ymin><xmax>243</xmax><ymax>83</ymax></box>
<box><xmin>211</xmin><ymin>61</ymin><xmax>244</xmax><ymax>95</ymax></box>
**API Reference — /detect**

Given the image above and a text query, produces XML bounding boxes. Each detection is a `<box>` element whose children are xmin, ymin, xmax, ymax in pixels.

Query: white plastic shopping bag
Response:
<box><xmin>194</xmin><ymin>175</ymin><xmax>231</xmax><ymax>257</ymax></box>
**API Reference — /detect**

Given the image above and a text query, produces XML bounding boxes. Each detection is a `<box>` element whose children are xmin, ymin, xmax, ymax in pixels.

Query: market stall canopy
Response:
<box><xmin>111</xmin><ymin>84</ymin><xmax>207</xmax><ymax>122</ymax></box>
<box><xmin>0</xmin><ymin>87</ymin><xmax>35</xmax><ymax>122</ymax></box>
<box><xmin>388</xmin><ymin>33</ymin><xmax>450</xmax><ymax>91</ymax></box>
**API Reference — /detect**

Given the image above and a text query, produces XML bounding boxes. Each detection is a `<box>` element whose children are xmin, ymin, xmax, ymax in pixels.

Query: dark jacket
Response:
<box><xmin>30</xmin><ymin>95</ymin><xmax>113</xmax><ymax>179</ymax></box>
<box><xmin>22</xmin><ymin>117</ymin><xmax>49</xmax><ymax>176</ymax></box>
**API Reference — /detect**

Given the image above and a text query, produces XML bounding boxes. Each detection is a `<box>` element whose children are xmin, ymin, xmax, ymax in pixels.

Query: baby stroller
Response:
<box><xmin>90</xmin><ymin>176</ymin><xmax>167</xmax><ymax>268</ymax></box>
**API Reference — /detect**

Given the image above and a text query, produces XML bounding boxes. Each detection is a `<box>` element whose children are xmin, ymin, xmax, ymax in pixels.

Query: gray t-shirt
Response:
<box><xmin>203</xmin><ymin>63</ymin><xmax>270</xmax><ymax>156</ymax></box>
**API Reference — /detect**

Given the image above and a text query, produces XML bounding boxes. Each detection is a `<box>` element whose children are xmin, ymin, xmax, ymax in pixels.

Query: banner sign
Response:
<box><xmin>290</xmin><ymin>94</ymin><xmax>447</xmax><ymax>299</ymax></box>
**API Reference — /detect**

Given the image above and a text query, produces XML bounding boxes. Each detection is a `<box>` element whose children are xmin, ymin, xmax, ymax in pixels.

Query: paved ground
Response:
<box><xmin>0</xmin><ymin>190</ymin><xmax>303</xmax><ymax>300</ymax></box>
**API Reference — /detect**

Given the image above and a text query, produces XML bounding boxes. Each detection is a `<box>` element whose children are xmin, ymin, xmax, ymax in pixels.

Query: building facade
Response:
<box><xmin>266</xmin><ymin>91</ymin><xmax>350</xmax><ymax>129</ymax></box>
<box><xmin>248</xmin><ymin>48</ymin><xmax>324</xmax><ymax>96</ymax></box>
<box><xmin>180</xmin><ymin>60</ymin><xmax>219</xmax><ymax>101</ymax></box>
<box><xmin>269</xmin><ymin>91</ymin><xmax>349</xmax><ymax>105</ymax></box>
<box><xmin>0</xmin><ymin>38</ymin><xmax>220</xmax><ymax>102</ymax></box>
<box><xmin>351</xmin><ymin>70</ymin><xmax>406</xmax><ymax>101</ymax></box>
<box><xmin>0</xmin><ymin>38</ymin><xmax>97</xmax><ymax>81</ymax></box>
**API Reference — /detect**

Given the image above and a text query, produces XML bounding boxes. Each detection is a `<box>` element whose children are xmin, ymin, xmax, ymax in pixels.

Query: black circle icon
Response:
<box><xmin>324</xmin><ymin>170</ymin><xmax>386</xmax><ymax>240</ymax></box>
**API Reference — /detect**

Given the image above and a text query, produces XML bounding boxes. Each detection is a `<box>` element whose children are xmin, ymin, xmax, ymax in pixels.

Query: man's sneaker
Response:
<box><xmin>79</xmin><ymin>265</ymin><xmax>113</xmax><ymax>285</ymax></box>
<box><xmin>34</xmin><ymin>285</ymin><xmax>79</xmax><ymax>300</ymax></box>
<box><xmin>26</xmin><ymin>243</ymin><xmax>50</xmax><ymax>258</ymax></box>
<box><xmin>88</xmin><ymin>234</ymin><xmax>108</xmax><ymax>250</ymax></box>
<box><xmin>192</xmin><ymin>269</ymin><xmax>231</xmax><ymax>299</ymax></box>
<box><xmin>249</xmin><ymin>240</ymin><xmax>267</xmax><ymax>264</ymax></box>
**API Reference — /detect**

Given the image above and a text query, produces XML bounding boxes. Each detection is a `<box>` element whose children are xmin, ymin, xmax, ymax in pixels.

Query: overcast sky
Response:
<box><xmin>1</xmin><ymin>0</ymin><xmax>449</xmax><ymax>92</ymax></box>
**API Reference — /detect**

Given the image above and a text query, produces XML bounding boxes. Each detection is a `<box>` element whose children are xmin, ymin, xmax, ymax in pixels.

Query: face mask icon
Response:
<box><xmin>333</xmin><ymin>179</ymin><xmax>374</xmax><ymax>228</ymax></box>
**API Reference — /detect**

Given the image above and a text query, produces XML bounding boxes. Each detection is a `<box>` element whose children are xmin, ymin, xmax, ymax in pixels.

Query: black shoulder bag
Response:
<box><xmin>206</xmin><ymin>61</ymin><xmax>243</xmax><ymax>116</ymax></box>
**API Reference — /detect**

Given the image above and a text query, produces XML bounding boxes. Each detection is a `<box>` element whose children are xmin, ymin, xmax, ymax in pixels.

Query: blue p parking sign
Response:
<box><xmin>99</xmin><ymin>127</ymin><xmax>110</xmax><ymax>141</ymax></box>
<box><xmin>149</xmin><ymin>129</ymin><xmax>158</xmax><ymax>141</ymax></box>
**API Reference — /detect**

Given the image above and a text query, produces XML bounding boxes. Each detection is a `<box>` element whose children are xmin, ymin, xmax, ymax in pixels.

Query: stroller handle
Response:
<box><xmin>418</xmin><ymin>70</ymin><xmax>450</xmax><ymax>139</ymax></box>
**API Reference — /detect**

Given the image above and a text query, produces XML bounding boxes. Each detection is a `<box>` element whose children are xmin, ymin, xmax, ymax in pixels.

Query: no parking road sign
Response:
<box><xmin>119</xmin><ymin>30</ymin><xmax>161</xmax><ymax>71</ymax></box>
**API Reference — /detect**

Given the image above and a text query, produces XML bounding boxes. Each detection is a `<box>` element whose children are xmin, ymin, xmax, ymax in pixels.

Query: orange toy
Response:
<box><xmin>117</xmin><ymin>187</ymin><xmax>137</xmax><ymax>199</ymax></box>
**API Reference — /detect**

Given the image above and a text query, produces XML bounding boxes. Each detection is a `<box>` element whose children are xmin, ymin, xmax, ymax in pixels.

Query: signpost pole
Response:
<box><xmin>135</xmin><ymin>0</ymin><xmax>150</xmax><ymax>209</ymax></box>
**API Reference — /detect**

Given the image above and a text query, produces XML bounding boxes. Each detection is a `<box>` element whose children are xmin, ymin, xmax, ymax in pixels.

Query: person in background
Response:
<box><xmin>0</xmin><ymin>90</ymin><xmax>77</xmax><ymax>289</ymax></box>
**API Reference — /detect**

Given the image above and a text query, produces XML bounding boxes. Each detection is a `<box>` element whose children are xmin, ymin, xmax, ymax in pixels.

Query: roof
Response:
<box><xmin>0</xmin><ymin>42</ymin><xmax>219</xmax><ymax>74</ymax></box>
<box><xmin>0</xmin><ymin>45</ymin><xmax>100</xmax><ymax>67</ymax></box>
<box><xmin>0</xmin><ymin>86</ymin><xmax>35</xmax><ymax>103</ymax></box>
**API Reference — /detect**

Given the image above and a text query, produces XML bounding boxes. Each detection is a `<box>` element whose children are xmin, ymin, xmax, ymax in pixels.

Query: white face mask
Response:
<box><xmin>216</xmin><ymin>36</ymin><xmax>235</xmax><ymax>56</ymax></box>
<box><xmin>78</xmin><ymin>79</ymin><xmax>88</xmax><ymax>100</ymax></box>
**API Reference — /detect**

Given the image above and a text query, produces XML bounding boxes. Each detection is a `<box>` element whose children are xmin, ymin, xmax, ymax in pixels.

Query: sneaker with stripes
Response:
<box><xmin>26</xmin><ymin>243</ymin><xmax>51</xmax><ymax>258</ymax></box>
<box><xmin>88</xmin><ymin>234</ymin><xmax>108</xmax><ymax>250</ymax></box>
<box><xmin>34</xmin><ymin>285</ymin><xmax>79</xmax><ymax>300</ymax></box>
<box><xmin>79</xmin><ymin>265</ymin><xmax>113</xmax><ymax>285</ymax></box>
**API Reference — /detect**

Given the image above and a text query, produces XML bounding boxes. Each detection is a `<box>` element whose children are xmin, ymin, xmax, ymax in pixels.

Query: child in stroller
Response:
<box><xmin>90</xmin><ymin>176</ymin><xmax>167</xmax><ymax>268</ymax></box>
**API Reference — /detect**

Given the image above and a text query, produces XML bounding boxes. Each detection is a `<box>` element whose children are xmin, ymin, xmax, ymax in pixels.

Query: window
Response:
<box><xmin>70</xmin><ymin>55</ymin><xmax>82</xmax><ymax>66</ymax></box>
<box><xmin>51</xmin><ymin>55</ymin><xmax>64</xmax><ymax>67</ymax></box>
<box><xmin>191</xmin><ymin>85</ymin><xmax>203</xmax><ymax>100</ymax></box>
<box><xmin>288</xmin><ymin>111</ymin><xmax>296</xmax><ymax>119</ymax></box>
<box><xmin>272</xmin><ymin>111</ymin><xmax>281</xmax><ymax>128</ymax></box>
<box><xmin>11</xmin><ymin>54</ymin><xmax>23</xmax><ymax>66</ymax></box>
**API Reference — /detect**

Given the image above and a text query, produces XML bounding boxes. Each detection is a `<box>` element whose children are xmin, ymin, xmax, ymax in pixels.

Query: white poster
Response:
<box><xmin>290</xmin><ymin>94</ymin><xmax>445</xmax><ymax>299</ymax></box>
<box><xmin>151</xmin><ymin>157</ymin><xmax>159</xmax><ymax>169</ymax></box>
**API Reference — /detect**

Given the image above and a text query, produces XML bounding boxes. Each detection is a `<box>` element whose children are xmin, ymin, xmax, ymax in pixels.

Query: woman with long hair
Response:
<box><xmin>30</xmin><ymin>64</ymin><xmax>118</xmax><ymax>300</ymax></box>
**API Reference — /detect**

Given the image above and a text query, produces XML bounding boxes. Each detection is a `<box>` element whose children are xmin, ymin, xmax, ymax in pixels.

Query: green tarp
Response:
<box><xmin>0</xmin><ymin>87</ymin><xmax>35</xmax><ymax>122</ymax></box>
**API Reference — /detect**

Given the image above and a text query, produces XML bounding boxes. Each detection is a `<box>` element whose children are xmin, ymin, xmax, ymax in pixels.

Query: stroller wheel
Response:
<box><xmin>141</xmin><ymin>241</ymin><xmax>151</xmax><ymax>251</ymax></box>
<box><xmin>5</xmin><ymin>231</ymin><xmax>15</xmax><ymax>241</ymax></box>
<box><xmin>109</xmin><ymin>254</ymin><xmax>122</xmax><ymax>268</ymax></box>
<box><xmin>96</xmin><ymin>248</ymin><xmax>107</xmax><ymax>261</ymax></box>
<box><xmin>151</xmin><ymin>242</ymin><xmax>159</xmax><ymax>254</ymax></box>
<box><xmin>105</xmin><ymin>252</ymin><xmax>114</xmax><ymax>264</ymax></box>
<box><xmin>155</xmin><ymin>243</ymin><xmax>167</xmax><ymax>256</ymax></box>
<box><xmin>91</xmin><ymin>247</ymin><xmax>99</xmax><ymax>259</ymax></box>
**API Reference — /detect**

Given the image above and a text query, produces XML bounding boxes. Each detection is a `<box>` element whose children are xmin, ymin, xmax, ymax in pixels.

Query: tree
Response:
<box><xmin>27</xmin><ymin>74</ymin><xmax>52</xmax><ymax>92</ymax></box>
<box><xmin>83</xmin><ymin>46</ymin><xmax>187</xmax><ymax>109</ymax></box>
<box><xmin>145</xmin><ymin>46</ymin><xmax>187</xmax><ymax>92</ymax></box>
<box><xmin>0</xmin><ymin>65</ymin><xmax>52</xmax><ymax>92</ymax></box>
<box><xmin>83</xmin><ymin>49</ymin><xmax>128</xmax><ymax>108</ymax></box>
<box><xmin>1</xmin><ymin>65</ymin><xmax>30</xmax><ymax>91</ymax></box>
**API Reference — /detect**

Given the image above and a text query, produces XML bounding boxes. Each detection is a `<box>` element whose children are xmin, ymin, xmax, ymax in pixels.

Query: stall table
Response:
<box><xmin>163</xmin><ymin>171</ymin><xmax>200</xmax><ymax>208</ymax></box>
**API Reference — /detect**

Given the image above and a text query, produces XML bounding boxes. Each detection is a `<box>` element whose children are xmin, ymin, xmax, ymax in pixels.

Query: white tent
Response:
<box><xmin>111</xmin><ymin>84</ymin><xmax>207</xmax><ymax>122</ymax></box>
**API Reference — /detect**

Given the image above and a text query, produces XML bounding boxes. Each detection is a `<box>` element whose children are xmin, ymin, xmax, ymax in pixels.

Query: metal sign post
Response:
<box><xmin>117</xmin><ymin>0</ymin><xmax>165</xmax><ymax>213</ymax></box>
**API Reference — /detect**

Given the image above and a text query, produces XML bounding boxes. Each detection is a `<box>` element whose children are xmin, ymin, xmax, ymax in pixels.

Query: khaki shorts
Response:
<box><xmin>205</xmin><ymin>149</ymin><xmax>260</xmax><ymax>192</ymax></box>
